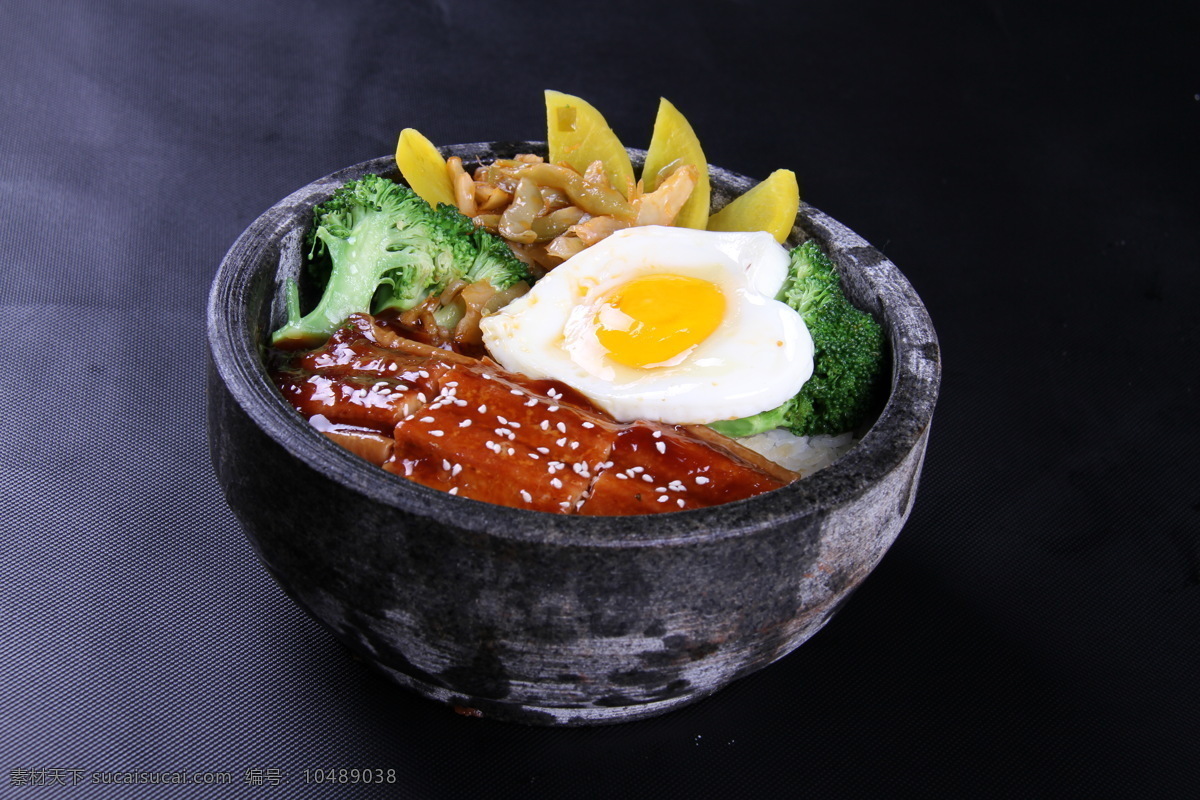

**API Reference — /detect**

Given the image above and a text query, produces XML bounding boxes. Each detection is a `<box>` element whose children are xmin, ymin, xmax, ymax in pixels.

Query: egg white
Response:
<box><xmin>479</xmin><ymin>226</ymin><xmax>814</xmax><ymax>425</ymax></box>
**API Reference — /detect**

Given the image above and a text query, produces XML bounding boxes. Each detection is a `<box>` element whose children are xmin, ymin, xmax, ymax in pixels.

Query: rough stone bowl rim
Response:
<box><xmin>207</xmin><ymin>142</ymin><xmax>940</xmax><ymax>549</ymax></box>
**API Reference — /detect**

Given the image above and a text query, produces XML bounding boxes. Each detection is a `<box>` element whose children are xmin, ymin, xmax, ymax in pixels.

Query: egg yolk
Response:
<box><xmin>595</xmin><ymin>274</ymin><xmax>726</xmax><ymax>368</ymax></box>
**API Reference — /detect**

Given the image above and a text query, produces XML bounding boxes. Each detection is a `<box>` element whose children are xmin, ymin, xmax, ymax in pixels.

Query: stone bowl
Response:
<box><xmin>206</xmin><ymin>142</ymin><xmax>940</xmax><ymax>725</ymax></box>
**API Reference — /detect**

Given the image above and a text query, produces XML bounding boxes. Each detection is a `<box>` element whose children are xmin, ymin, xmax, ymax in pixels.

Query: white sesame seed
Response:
<box><xmin>548</xmin><ymin>405</ymin><xmax>559</xmax><ymax>412</ymax></box>
<box><xmin>540</xmin><ymin>420</ymin><xmax>550</xmax><ymax>430</ymax></box>
<box><xmin>655</xmin><ymin>486</ymin><xmax>667</xmax><ymax>492</ymax></box>
<box><xmin>616</xmin><ymin>473</ymin><xmax>628</xmax><ymax>480</ymax></box>
<box><xmin>520</xmin><ymin>489</ymin><xmax>532</xmax><ymax>502</ymax></box>
<box><xmin>442</xmin><ymin>459</ymin><xmax>451</xmax><ymax>471</ymax></box>
<box><xmin>418</xmin><ymin>370</ymin><xmax>430</xmax><ymax>378</ymax></box>
<box><xmin>417</xmin><ymin>392</ymin><xmax>427</xmax><ymax>403</ymax></box>
<box><xmin>657</xmin><ymin>496</ymin><xmax>669</xmax><ymax>503</ymax></box>
<box><xmin>449</xmin><ymin>487</ymin><xmax>459</xmax><ymax>495</ymax></box>
<box><xmin>582</xmin><ymin>421</ymin><xmax>594</xmax><ymax>429</ymax></box>
<box><xmin>556</xmin><ymin>422</ymin><xmax>567</xmax><ymax>434</ymax></box>
<box><xmin>550</xmin><ymin>478</ymin><xmax>562</xmax><ymax>489</ymax></box>
<box><xmin>652</xmin><ymin>430</ymin><xmax>662</xmax><ymax>438</ymax></box>
<box><xmin>677</xmin><ymin>499</ymin><xmax>686</xmax><ymax>508</ymax></box>
<box><xmin>451</xmin><ymin>464</ymin><xmax>462</xmax><ymax>476</ymax></box>
<box><xmin>556</xmin><ymin>437</ymin><xmax>567</xmax><ymax>447</ymax></box>
<box><xmin>497</xmin><ymin>415</ymin><xmax>508</xmax><ymax>425</ymax></box>
<box><xmin>459</xmin><ymin>419</ymin><xmax>472</xmax><ymax>428</ymax></box>
<box><xmin>429</xmin><ymin>430</ymin><xmax>444</xmax><ymax>437</ymax></box>
<box><xmin>655</xmin><ymin>441</ymin><xmax>667</xmax><ymax>454</ymax></box>
<box><xmin>445</xmin><ymin>381</ymin><xmax>458</xmax><ymax>387</ymax></box>
<box><xmin>529</xmin><ymin>453</ymin><xmax>540</xmax><ymax>460</ymax></box>
<box><xmin>669</xmin><ymin>480</ymin><xmax>686</xmax><ymax>492</ymax></box>
<box><xmin>642</xmin><ymin>475</ymin><xmax>653</xmax><ymax>483</ymax></box>
<box><xmin>525</xmin><ymin>398</ymin><xmax>538</xmax><ymax>407</ymax></box>
<box><xmin>536</xmin><ymin>447</ymin><xmax>550</xmax><ymax>455</ymax></box>
<box><xmin>478</xmin><ymin>404</ymin><xmax>487</xmax><ymax>413</ymax></box>
<box><xmin>695</xmin><ymin>476</ymin><xmax>710</xmax><ymax>485</ymax></box>
<box><xmin>569</xmin><ymin>442</ymin><xmax>580</xmax><ymax>450</ymax></box>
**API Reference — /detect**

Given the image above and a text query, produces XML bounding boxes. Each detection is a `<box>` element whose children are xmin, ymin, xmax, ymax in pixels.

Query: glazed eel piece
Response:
<box><xmin>270</xmin><ymin>314</ymin><xmax>796</xmax><ymax>515</ymax></box>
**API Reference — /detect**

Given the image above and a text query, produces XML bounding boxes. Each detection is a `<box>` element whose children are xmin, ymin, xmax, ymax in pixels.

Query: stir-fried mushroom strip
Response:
<box><xmin>372</xmin><ymin>278</ymin><xmax>528</xmax><ymax>358</ymax></box>
<box><xmin>270</xmin><ymin>314</ymin><xmax>797</xmax><ymax>515</ymax></box>
<box><xmin>445</xmin><ymin>154</ymin><xmax>700</xmax><ymax>271</ymax></box>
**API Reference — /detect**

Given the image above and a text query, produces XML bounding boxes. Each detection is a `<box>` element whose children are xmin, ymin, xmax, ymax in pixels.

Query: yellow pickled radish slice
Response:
<box><xmin>395</xmin><ymin>128</ymin><xmax>456</xmax><ymax>208</ymax></box>
<box><xmin>545</xmin><ymin>90</ymin><xmax>636</xmax><ymax>199</ymax></box>
<box><xmin>706</xmin><ymin>168</ymin><xmax>800</xmax><ymax>244</ymax></box>
<box><xmin>642</xmin><ymin>98</ymin><xmax>710</xmax><ymax>230</ymax></box>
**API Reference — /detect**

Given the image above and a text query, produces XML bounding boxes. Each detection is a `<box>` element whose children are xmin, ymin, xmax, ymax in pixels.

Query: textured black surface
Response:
<box><xmin>1</xmin><ymin>0</ymin><xmax>1197</xmax><ymax>796</ymax></box>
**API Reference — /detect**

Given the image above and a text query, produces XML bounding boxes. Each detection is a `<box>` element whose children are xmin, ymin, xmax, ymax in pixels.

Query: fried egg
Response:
<box><xmin>479</xmin><ymin>226</ymin><xmax>813</xmax><ymax>424</ymax></box>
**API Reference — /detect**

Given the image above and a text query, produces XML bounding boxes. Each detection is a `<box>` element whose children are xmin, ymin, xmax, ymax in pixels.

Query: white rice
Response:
<box><xmin>737</xmin><ymin>428</ymin><xmax>857</xmax><ymax>477</ymax></box>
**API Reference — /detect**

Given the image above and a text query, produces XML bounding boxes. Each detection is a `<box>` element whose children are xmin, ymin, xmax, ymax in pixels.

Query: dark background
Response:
<box><xmin>2</xmin><ymin>0</ymin><xmax>1196</xmax><ymax>797</ymax></box>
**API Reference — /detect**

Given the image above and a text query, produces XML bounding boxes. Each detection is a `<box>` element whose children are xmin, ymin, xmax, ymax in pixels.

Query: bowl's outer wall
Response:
<box><xmin>207</xmin><ymin>146</ymin><xmax>940</xmax><ymax>725</ymax></box>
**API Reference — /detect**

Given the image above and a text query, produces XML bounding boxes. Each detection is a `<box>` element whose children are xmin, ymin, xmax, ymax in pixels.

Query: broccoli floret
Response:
<box><xmin>710</xmin><ymin>240</ymin><xmax>886</xmax><ymax>438</ymax></box>
<box><xmin>271</xmin><ymin>173</ymin><xmax>531</xmax><ymax>348</ymax></box>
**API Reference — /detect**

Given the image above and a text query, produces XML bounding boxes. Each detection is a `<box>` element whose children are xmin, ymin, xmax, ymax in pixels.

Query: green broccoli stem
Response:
<box><xmin>707</xmin><ymin>402</ymin><xmax>792</xmax><ymax>438</ymax></box>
